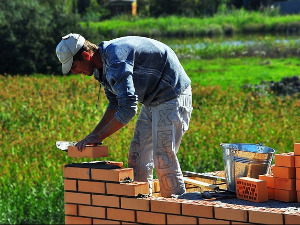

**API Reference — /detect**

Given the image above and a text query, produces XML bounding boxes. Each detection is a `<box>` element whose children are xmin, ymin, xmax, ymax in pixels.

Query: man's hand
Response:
<box><xmin>76</xmin><ymin>133</ymin><xmax>102</xmax><ymax>152</ymax></box>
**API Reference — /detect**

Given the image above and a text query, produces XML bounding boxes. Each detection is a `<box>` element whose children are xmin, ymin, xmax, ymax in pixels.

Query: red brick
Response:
<box><xmin>284</xmin><ymin>213</ymin><xmax>300</xmax><ymax>225</ymax></box>
<box><xmin>167</xmin><ymin>214</ymin><xmax>197</xmax><ymax>224</ymax></box>
<box><xmin>107</xmin><ymin>208</ymin><xmax>136</xmax><ymax>222</ymax></box>
<box><xmin>63</xmin><ymin>166</ymin><xmax>90</xmax><ymax>180</ymax></box>
<box><xmin>274</xmin><ymin>189</ymin><xmax>297</xmax><ymax>202</ymax></box>
<box><xmin>259</xmin><ymin>174</ymin><xmax>274</xmax><ymax>188</ymax></box>
<box><xmin>296</xmin><ymin>179</ymin><xmax>300</xmax><ymax>191</ymax></box>
<box><xmin>274</xmin><ymin>177</ymin><xmax>296</xmax><ymax>190</ymax></box>
<box><xmin>106</xmin><ymin>161</ymin><xmax>124</xmax><ymax>168</ymax></box>
<box><xmin>64</xmin><ymin>192</ymin><xmax>91</xmax><ymax>205</ymax></box>
<box><xmin>65</xmin><ymin>204</ymin><xmax>77</xmax><ymax>216</ymax></box>
<box><xmin>92</xmin><ymin>194</ymin><xmax>120</xmax><ymax>208</ymax></box>
<box><xmin>272</xmin><ymin>166</ymin><xmax>296</xmax><ymax>179</ymax></box>
<box><xmin>78</xmin><ymin>205</ymin><xmax>106</xmax><ymax>219</ymax></box>
<box><xmin>298</xmin><ymin>191</ymin><xmax>300</xmax><ymax>202</ymax></box>
<box><xmin>136</xmin><ymin>211</ymin><xmax>166</xmax><ymax>224</ymax></box>
<box><xmin>249</xmin><ymin>210</ymin><xmax>283</xmax><ymax>224</ymax></box>
<box><xmin>153</xmin><ymin>179</ymin><xmax>160</xmax><ymax>193</ymax></box>
<box><xmin>295</xmin><ymin>156</ymin><xmax>300</xmax><ymax>167</ymax></box>
<box><xmin>106</xmin><ymin>182</ymin><xmax>149</xmax><ymax>196</ymax></box>
<box><xmin>65</xmin><ymin>216</ymin><xmax>92</xmax><ymax>224</ymax></box>
<box><xmin>294</xmin><ymin>143</ymin><xmax>300</xmax><ymax>155</ymax></box>
<box><xmin>236</xmin><ymin>177</ymin><xmax>268</xmax><ymax>202</ymax></box>
<box><xmin>78</xmin><ymin>180</ymin><xmax>106</xmax><ymax>194</ymax></box>
<box><xmin>275</xmin><ymin>152</ymin><xmax>295</xmax><ymax>167</ymax></box>
<box><xmin>182</xmin><ymin>202</ymin><xmax>213</xmax><ymax>218</ymax></box>
<box><xmin>151</xmin><ymin>199</ymin><xmax>181</xmax><ymax>214</ymax></box>
<box><xmin>214</xmin><ymin>206</ymin><xmax>248</xmax><ymax>222</ymax></box>
<box><xmin>268</xmin><ymin>188</ymin><xmax>275</xmax><ymax>199</ymax></box>
<box><xmin>121</xmin><ymin>197</ymin><xmax>150</xmax><ymax>211</ymax></box>
<box><xmin>68</xmin><ymin>145</ymin><xmax>108</xmax><ymax>158</ymax></box>
<box><xmin>92</xmin><ymin>168</ymin><xmax>134</xmax><ymax>182</ymax></box>
<box><xmin>198</xmin><ymin>217</ymin><xmax>230</xmax><ymax>224</ymax></box>
<box><xmin>93</xmin><ymin>219</ymin><xmax>121</xmax><ymax>224</ymax></box>
<box><xmin>64</xmin><ymin>179</ymin><xmax>77</xmax><ymax>191</ymax></box>
<box><xmin>297</xmin><ymin>168</ymin><xmax>300</xmax><ymax>179</ymax></box>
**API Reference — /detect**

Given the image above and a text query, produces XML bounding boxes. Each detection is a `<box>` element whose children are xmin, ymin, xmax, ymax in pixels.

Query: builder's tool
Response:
<box><xmin>56</xmin><ymin>141</ymin><xmax>78</xmax><ymax>151</ymax></box>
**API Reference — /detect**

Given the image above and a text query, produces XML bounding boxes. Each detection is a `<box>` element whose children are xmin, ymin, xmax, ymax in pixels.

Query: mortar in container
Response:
<box><xmin>220</xmin><ymin>143</ymin><xmax>275</xmax><ymax>192</ymax></box>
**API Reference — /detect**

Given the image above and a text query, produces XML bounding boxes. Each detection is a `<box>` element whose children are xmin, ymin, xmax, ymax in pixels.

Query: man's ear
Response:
<box><xmin>82</xmin><ymin>51</ymin><xmax>91</xmax><ymax>61</ymax></box>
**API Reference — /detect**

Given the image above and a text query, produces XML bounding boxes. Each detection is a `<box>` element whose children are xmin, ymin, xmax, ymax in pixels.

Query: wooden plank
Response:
<box><xmin>183</xmin><ymin>177</ymin><xmax>219</xmax><ymax>191</ymax></box>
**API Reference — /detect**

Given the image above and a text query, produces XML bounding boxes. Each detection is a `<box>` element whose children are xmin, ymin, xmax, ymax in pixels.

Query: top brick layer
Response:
<box><xmin>68</xmin><ymin>146</ymin><xmax>108</xmax><ymax>158</ymax></box>
<box><xmin>64</xmin><ymin>162</ymin><xmax>133</xmax><ymax>182</ymax></box>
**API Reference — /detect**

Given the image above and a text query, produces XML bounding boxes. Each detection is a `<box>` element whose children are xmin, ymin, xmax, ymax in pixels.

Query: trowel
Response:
<box><xmin>56</xmin><ymin>141</ymin><xmax>78</xmax><ymax>152</ymax></box>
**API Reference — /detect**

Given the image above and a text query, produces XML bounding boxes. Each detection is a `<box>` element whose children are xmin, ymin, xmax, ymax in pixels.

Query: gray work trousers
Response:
<box><xmin>128</xmin><ymin>86</ymin><xmax>193</xmax><ymax>197</ymax></box>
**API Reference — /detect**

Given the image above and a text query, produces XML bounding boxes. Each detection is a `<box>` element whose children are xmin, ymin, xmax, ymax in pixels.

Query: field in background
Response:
<box><xmin>83</xmin><ymin>10</ymin><xmax>300</xmax><ymax>39</ymax></box>
<box><xmin>0</xmin><ymin>56</ymin><xmax>299</xmax><ymax>223</ymax></box>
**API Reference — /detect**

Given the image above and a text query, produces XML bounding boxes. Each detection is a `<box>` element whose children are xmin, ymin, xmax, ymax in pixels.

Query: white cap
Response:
<box><xmin>56</xmin><ymin>33</ymin><xmax>85</xmax><ymax>74</ymax></box>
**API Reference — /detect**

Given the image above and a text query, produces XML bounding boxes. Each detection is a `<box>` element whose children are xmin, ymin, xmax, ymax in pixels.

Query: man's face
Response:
<box><xmin>71</xmin><ymin>54</ymin><xmax>94</xmax><ymax>76</ymax></box>
<box><xmin>71</xmin><ymin>60</ymin><xmax>93</xmax><ymax>76</ymax></box>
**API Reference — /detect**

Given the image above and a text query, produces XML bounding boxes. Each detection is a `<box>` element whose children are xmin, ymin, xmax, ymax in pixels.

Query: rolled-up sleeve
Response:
<box><xmin>107</xmin><ymin>61</ymin><xmax>138</xmax><ymax>125</ymax></box>
<box><xmin>105</xmin><ymin>87</ymin><xmax>118</xmax><ymax>110</ymax></box>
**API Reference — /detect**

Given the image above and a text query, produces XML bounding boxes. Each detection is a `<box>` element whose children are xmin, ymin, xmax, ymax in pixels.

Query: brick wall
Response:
<box><xmin>64</xmin><ymin>144</ymin><xmax>300</xmax><ymax>224</ymax></box>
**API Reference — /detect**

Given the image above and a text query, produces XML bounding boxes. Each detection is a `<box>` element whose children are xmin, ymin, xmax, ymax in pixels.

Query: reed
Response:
<box><xmin>82</xmin><ymin>10</ymin><xmax>300</xmax><ymax>39</ymax></box>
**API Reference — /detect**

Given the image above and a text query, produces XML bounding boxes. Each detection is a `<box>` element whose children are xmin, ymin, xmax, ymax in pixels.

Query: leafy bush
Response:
<box><xmin>0</xmin><ymin>0</ymin><xmax>84</xmax><ymax>75</ymax></box>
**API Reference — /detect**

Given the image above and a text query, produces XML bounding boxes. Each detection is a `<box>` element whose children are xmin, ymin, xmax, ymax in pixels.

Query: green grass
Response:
<box><xmin>82</xmin><ymin>9</ymin><xmax>300</xmax><ymax>39</ymax></box>
<box><xmin>182</xmin><ymin>57</ymin><xmax>300</xmax><ymax>88</ymax></box>
<box><xmin>0</xmin><ymin>57</ymin><xmax>299</xmax><ymax>224</ymax></box>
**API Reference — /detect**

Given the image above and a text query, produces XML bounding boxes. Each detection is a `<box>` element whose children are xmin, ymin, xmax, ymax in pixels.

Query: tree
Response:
<box><xmin>0</xmin><ymin>0</ymin><xmax>83</xmax><ymax>75</ymax></box>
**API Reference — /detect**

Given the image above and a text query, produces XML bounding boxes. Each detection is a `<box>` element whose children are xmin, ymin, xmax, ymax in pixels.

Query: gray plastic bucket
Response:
<box><xmin>221</xmin><ymin>143</ymin><xmax>275</xmax><ymax>192</ymax></box>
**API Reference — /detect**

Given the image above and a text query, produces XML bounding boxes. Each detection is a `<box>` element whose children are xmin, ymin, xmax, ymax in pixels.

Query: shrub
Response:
<box><xmin>0</xmin><ymin>0</ymin><xmax>83</xmax><ymax>75</ymax></box>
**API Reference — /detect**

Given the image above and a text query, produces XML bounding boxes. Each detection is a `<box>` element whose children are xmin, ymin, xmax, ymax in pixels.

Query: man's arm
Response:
<box><xmin>76</xmin><ymin>107</ymin><xmax>125</xmax><ymax>151</ymax></box>
<box><xmin>90</xmin><ymin>108</ymin><xmax>118</xmax><ymax>135</ymax></box>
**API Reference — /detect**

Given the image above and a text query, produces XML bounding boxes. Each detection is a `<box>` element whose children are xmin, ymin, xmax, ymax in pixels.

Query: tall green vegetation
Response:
<box><xmin>84</xmin><ymin>10</ymin><xmax>300</xmax><ymax>39</ymax></box>
<box><xmin>0</xmin><ymin>0</ymin><xmax>83</xmax><ymax>75</ymax></box>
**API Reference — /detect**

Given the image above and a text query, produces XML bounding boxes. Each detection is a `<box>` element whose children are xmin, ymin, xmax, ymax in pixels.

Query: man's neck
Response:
<box><xmin>91</xmin><ymin>49</ymin><xmax>103</xmax><ymax>70</ymax></box>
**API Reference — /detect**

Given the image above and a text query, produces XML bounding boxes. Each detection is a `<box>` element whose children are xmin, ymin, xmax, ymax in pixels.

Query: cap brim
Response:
<box><xmin>62</xmin><ymin>57</ymin><xmax>73</xmax><ymax>74</ymax></box>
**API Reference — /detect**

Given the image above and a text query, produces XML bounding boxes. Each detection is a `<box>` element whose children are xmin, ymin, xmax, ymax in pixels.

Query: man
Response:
<box><xmin>56</xmin><ymin>33</ymin><xmax>193</xmax><ymax>197</ymax></box>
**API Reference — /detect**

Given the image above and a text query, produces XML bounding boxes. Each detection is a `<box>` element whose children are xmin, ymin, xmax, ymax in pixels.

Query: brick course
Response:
<box><xmin>63</xmin><ymin>155</ymin><xmax>300</xmax><ymax>225</ymax></box>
